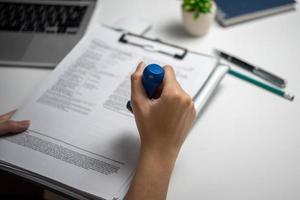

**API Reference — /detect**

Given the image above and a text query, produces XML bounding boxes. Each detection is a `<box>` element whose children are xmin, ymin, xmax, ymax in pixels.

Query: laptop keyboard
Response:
<box><xmin>0</xmin><ymin>2</ymin><xmax>87</xmax><ymax>34</ymax></box>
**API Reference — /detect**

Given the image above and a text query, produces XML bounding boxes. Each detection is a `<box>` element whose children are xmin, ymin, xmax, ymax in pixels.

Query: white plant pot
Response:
<box><xmin>182</xmin><ymin>2</ymin><xmax>216</xmax><ymax>36</ymax></box>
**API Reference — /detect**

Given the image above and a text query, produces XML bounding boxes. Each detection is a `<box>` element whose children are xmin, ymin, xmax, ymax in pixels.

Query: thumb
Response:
<box><xmin>0</xmin><ymin>120</ymin><xmax>30</xmax><ymax>136</ymax></box>
<box><xmin>131</xmin><ymin>62</ymin><xmax>148</xmax><ymax>103</ymax></box>
<box><xmin>130</xmin><ymin>62</ymin><xmax>150</xmax><ymax>111</ymax></box>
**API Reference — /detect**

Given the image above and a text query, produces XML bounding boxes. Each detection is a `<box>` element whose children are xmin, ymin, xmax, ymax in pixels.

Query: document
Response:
<box><xmin>0</xmin><ymin>26</ymin><xmax>222</xmax><ymax>199</ymax></box>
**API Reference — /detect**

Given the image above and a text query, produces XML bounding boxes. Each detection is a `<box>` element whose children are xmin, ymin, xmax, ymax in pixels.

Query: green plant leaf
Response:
<box><xmin>182</xmin><ymin>0</ymin><xmax>212</xmax><ymax>19</ymax></box>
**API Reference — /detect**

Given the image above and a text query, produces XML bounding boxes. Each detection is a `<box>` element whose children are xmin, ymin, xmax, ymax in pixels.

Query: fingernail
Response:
<box><xmin>18</xmin><ymin>120</ymin><xmax>31</xmax><ymax>127</ymax></box>
<box><xmin>138</xmin><ymin>61</ymin><xmax>144</xmax><ymax>67</ymax></box>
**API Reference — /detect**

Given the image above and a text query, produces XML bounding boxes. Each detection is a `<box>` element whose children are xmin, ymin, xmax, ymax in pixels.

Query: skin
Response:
<box><xmin>0</xmin><ymin>62</ymin><xmax>196</xmax><ymax>200</ymax></box>
<box><xmin>125</xmin><ymin>62</ymin><xmax>196</xmax><ymax>200</ymax></box>
<box><xmin>0</xmin><ymin>110</ymin><xmax>30</xmax><ymax>136</ymax></box>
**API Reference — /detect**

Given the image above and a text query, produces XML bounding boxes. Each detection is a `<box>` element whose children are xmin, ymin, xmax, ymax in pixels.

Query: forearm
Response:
<box><xmin>126</xmin><ymin>63</ymin><xmax>196</xmax><ymax>200</ymax></box>
<box><xmin>125</xmin><ymin>147</ymin><xmax>178</xmax><ymax>200</ymax></box>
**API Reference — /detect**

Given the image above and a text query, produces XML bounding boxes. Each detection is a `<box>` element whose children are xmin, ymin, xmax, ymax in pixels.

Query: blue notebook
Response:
<box><xmin>215</xmin><ymin>0</ymin><xmax>296</xmax><ymax>26</ymax></box>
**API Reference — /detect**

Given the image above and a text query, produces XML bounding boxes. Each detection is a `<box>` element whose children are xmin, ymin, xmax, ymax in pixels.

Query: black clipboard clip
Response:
<box><xmin>119</xmin><ymin>32</ymin><xmax>188</xmax><ymax>60</ymax></box>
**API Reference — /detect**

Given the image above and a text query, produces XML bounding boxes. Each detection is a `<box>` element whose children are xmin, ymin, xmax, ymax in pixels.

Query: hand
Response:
<box><xmin>131</xmin><ymin>62</ymin><xmax>196</xmax><ymax>157</ymax></box>
<box><xmin>125</xmin><ymin>62</ymin><xmax>196</xmax><ymax>200</ymax></box>
<box><xmin>0</xmin><ymin>110</ymin><xmax>30</xmax><ymax>136</ymax></box>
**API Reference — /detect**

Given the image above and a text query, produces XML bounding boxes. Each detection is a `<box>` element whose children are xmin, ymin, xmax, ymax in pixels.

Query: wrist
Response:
<box><xmin>139</xmin><ymin>145</ymin><xmax>179</xmax><ymax>169</ymax></box>
<box><xmin>125</xmin><ymin>141</ymin><xmax>179</xmax><ymax>200</ymax></box>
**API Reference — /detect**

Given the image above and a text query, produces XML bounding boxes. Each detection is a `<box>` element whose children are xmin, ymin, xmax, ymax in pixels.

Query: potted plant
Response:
<box><xmin>182</xmin><ymin>0</ymin><xmax>216</xmax><ymax>36</ymax></box>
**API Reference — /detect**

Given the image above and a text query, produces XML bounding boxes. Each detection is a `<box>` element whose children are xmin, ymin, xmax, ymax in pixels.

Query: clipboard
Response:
<box><xmin>117</xmin><ymin>31</ymin><xmax>229</xmax><ymax>115</ymax></box>
<box><xmin>0</xmin><ymin>25</ymin><xmax>229</xmax><ymax>200</ymax></box>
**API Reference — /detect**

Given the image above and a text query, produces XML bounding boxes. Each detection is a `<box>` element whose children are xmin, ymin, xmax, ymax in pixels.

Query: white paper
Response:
<box><xmin>0</xmin><ymin>26</ymin><xmax>219</xmax><ymax>200</ymax></box>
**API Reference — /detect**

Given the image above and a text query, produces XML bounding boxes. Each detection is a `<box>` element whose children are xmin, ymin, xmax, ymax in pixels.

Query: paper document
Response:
<box><xmin>0</xmin><ymin>26</ymin><xmax>225</xmax><ymax>199</ymax></box>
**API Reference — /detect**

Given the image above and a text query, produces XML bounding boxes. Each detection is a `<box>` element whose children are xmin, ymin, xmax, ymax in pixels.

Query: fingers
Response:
<box><xmin>0</xmin><ymin>120</ymin><xmax>30</xmax><ymax>136</ymax></box>
<box><xmin>0</xmin><ymin>109</ymin><xmax>30</xmax><ymax>136</ymax></box>
<box><xmin>161</xmin><ymin>65</ymin><xmax>183</xmax><ymax>97</ymax></box>
<box><xmin>131</xmin><ymin>62</ymin><xmax>149</xmax><ymax>109</ymax></box>
<box><xmin>0</xmin><ymin>109</ymin><xmax>17</xmax><ymax>123</ymax></box>
<box><xmin>160</xmin><ymin>65</ymin><xmax>195</xmax><ymax>112</ymax></box>
<box><xmin>162</xmin><ymin>65</ymin><xmax>177</xmax><ymax>86</ymax></box>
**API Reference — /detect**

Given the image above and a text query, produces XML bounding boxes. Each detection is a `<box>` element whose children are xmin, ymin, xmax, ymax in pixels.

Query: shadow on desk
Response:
<box><xmin>160</xmin><ymin>20</ymin><xmax>206</xmax><ymax>40</ymax></box>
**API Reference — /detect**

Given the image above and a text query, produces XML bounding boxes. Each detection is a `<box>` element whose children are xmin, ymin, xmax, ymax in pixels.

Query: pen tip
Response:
<box><xmin>284</xmin><ymin>93</ymin><xmax>295</xmax><ymax>101</ymax></box>
<box><xmin>291</xmin><ymin>96</ymin><xmax>295</xmax><ymax>101</ymax></box>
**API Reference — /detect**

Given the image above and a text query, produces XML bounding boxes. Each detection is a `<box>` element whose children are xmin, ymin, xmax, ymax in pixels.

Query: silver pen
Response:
<box><xmin>215</xmin><ymin>49</ymin><xmax>287</xmax><ymax>88</ymax></box>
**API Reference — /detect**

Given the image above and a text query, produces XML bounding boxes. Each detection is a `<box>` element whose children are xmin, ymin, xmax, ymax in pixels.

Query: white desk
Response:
<box><xmin>1</xmin><ymin>0</ymin><xmax>299</xmax><ymax>199</ymax></box>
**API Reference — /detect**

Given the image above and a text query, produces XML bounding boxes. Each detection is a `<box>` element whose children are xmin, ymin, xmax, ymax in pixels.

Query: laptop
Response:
<box><xmin>0</xmin><ymin>0</ymin><xmax>97</xmax><ymax>68</ymax></box>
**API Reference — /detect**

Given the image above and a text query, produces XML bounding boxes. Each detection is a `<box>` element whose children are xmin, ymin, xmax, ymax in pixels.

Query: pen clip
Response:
<box><xmin>253</xmin><ymin>68</ymin><xmax>286</xmax><ymax>88</ymax></box>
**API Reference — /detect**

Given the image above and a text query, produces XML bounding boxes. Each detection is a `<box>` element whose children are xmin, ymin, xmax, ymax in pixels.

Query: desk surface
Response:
<box><xmin>0</xmin><ymin>0</ymin><xmax>299</xmax><ymax>199</ymax></box>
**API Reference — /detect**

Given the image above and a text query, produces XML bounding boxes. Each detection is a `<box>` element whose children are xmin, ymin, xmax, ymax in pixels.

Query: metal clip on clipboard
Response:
<box><xmin>119</xmin><ymin>32</ymin><xmax>188</xmax><ymax>60</ymax></box>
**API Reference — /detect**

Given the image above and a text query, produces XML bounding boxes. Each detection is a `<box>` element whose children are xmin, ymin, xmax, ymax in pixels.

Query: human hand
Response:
<box><xmin>0</xmin><ymin>110</ymin><xmax>30</xmax><ymax>136</ymax></box>
<box><xmin>131</xmin><ymin>62</ymin><xmax>196</xmax><ymax>159</ymax></box>
<box><xmin>125</xmin><ymin>62</ymin><xmax>196</xmax><ymax>200</ymax></box>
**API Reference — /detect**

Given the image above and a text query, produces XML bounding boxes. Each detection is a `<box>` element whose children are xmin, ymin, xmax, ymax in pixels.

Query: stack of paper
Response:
<box><xmin>0</xmin><ymin>26</ymin><xmax>228</xmax><ymax>200</ymax></box>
